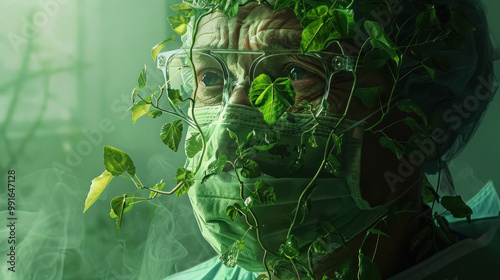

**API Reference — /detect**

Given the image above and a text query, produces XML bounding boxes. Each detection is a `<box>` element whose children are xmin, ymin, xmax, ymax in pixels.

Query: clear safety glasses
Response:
<box><xmin>156</xmin><ymin>49</ymin><xmax>358</xmax><ymax>114</ymax></box>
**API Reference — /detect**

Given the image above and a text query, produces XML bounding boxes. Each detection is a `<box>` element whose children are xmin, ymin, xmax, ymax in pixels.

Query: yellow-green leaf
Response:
<box><xmin>131</xmin><ymin>95</ymin><xmax>152</xmax><ymax>124</ymax></box>
<box><xmin>83</xmin><ymin>170</ymin><xmax>115</xmax><ymax>213</ymax></box>
<box><xmin>151</xmin><ymin>35</ymin><xmax>175</xmax><ymax>61</ymax></box>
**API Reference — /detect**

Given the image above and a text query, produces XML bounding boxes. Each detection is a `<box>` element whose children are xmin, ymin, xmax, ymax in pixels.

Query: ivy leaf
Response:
<box><xmin>149</xmin><ymin>180</ymin><xmax>166</xmax><ymax>199</ymax></box>
<box><xmin>131</xmin><ymin>95</ymin><xmax>152</xmax><ymax>124</ymax></box>
<box><xmin>110</xmin><ymin>195</ymin><xmax>128</xmax><ymax>232</ymax></box>
<box><xmin>240</xmin><ymin>159</ymin><xmax>261</xmax><ymax>178</ymax></box>
<box><xmin>321</xmin><ymin>221</ymin><xmax>346</xmax><ymax>247</ymax></box>
<box><xmin>421</xmin><ymin>62</ymin><xmax>436</xmax><ymax>82</ymax></box>
<box><xmin>309</xmin><ymin>134</ymin><xmax>318</xmax><ymax>148</ymax></box>
<box><xmin>325</xmin><ymin>154</ymin><xmax>341</xmax><ymax>176</ymax></box>
<box><xmin>301</xmin><ymin>8</ymin><xmax>358</xmax><ymax>52</ymax></box>
<box><xmin>379</xmin><ymin>137</ymin><xmax>405</xmax><ymax>159</ymax></box>
<box><xmin>220</xmin><ymin>239</ymin><xmax>242</xmax><ymax>268</ymax></box>
<box><xmin>168</xmin><ymin>88</ymin><xmax>181</xmax><ymax>106</ymax></box>
<box><xmin>168</xmin><ymin>14</ymin><xmax>191</xmax><ymax>36</ymax></box>
<box><xmin>131</xmin><ymin>86</ymin><xmax>138</xmax><ymax>103</ymax></box>
<box><xmin>313</xmin><ymin>236</ymin><xmax>329</xmax><ymax>254</ymax></box>
<box><xmin>174</xmin><ymin>167</ymin><xmax>195</xmax><ymax>196</ymax></box>
<box><xmin>441</xmin><ymin>195</ymin><xmax>473</xmax><ymax>222</ymax></box>
<box><xmin>416</xmin><ymin>8</ymin><xmax>439</xmax><ymax>30</ymax></box>
<box><xmin>170</xmin><ymin>3</ymin><xmax>196</xmax><ymax>17</ymax></box>
<box><xmin>83</xmin><ymin>170</ymin><xmax>115</xmax><ymax>213</ymax></box>
<box><xmin>335</xmin><ymin>258</ymin><xmax>356</xmax><ymax>280</ymax></box>
<box><xmin>249</xmin><ymin>74</ymin><xmax>295</xmax><ymax>125</ymax></box>
<box><xmin>396</xmin><ymin>99</ymin><xmax>427</xmax><ymax>125</ymax></box>
<box><xmin>402</xmin><ymin>117</ymin><xmax>424</xmax><ymax>132</ymax></box>
<box><xmin>274</xmin><ymin>0</ymin><xmax>296</xmax><ymax>11</ymax></box>
<box><xmin>103</xmin><ymin>146</ymin><xmax>136</xmax><ymax>177</ymax></box>
<box><xmin>186</xmin><ymin>132</ymin><xmax>203</xmax><ymax>158</ymax></box>
<box><xmin>226</xmin><ymin>203</ymin><xmax>241</xmax><ymax>221</ymax></box>
<box><xmin>160</xmin><ymin>120</ymin><xmax>183</xmax><ymax>152</ymax></box>
<box><xmin>449</xmin><ymin>10</ymin><xmax>476</xmax><ymax>33</ymax></box>
<box><xmin>353</xmin><ymin>86</ymin><xmax>385</xmax><ymax>108</ymax></box>
<box><xmin>363</xmin><ymin>50</ymin><xmax>388</xmax><ymax>70</ymax></box>
<box><xmin>357</xmin><ymin>253</ymin><xmax>383</xmax><ymax>280</ymax></box>
<box><xmin>146</xmin><ymin>110</ymin><xmax>163</xmax><ymax>118</ymax></box>
<box><xmin>253</xmin><ymin>180</ymin><xmax>276</xmax><ymax>205</ymax></box>
<box><xmin>151</xmin><ymin>35</ymin><xmax>175</xmax><ymax>61</ymax></box>
<box><xmin>216</xmin><ymin>0</ymin><xmax>240</xmax><ymax>17</ymax></box>
<box><xmin>138</xmin><ymin>65</ymin><xmax>147</xmax><ymax>89</ymax></box>
<box><xmin>280</xmin><ymin>235</ymin><xmax>300</xmax><ymax>259</ymax></box>
<box><xmin>364</xmin><ymin>21</ymin><xmax>399</xmax><ymax>64</ymax></box>
<box><xmin>202</xmin><ymin>155</ymin><xmax>227</xmax><ymax>184</ymax></box>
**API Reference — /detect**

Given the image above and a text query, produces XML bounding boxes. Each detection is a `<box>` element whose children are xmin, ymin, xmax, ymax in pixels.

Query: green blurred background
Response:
<box><xmin>0</xmin><ymin>0</ymin><xmax>499</xmax><ymax>279</ymax></box>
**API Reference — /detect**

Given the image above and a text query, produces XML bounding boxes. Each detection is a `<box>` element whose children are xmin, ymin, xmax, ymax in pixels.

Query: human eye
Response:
<box><xmin>198</xmin><ymin>68</ymin><xmax>224</xmax><ymax>87</ymax></box>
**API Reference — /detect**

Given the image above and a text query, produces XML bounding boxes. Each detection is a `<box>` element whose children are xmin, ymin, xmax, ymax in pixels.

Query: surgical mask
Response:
<box><xmin>185</xmin><ymin>104</ymin><xmax>388</xmax><ymax>273</ymax></box>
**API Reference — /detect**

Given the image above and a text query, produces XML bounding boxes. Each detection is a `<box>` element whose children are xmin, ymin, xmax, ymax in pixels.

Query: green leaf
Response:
<box><xmin>301</xmin><ymin>8</ymin><xmax>358</xmax><ymax>52</ymax></box>
<box><xmin>131</xmin><ymin>95</ymin><xmax>152</xmax><ymax>124</ymax></box>
<box><xmin>249</xmin><ymin>74</ymin><xmax>295</xmax><ymax>125</ymax></box>
<box><xmin>103</xmin><ymin>146</ymin><xmax>136</xmax><ymax>177</ymax></box>
<box><xmin>240</xmin><ymin>159</ymin><xmax>261</xmax><ymax>178</ymax></box>
<box><xmin>168</xmin><ymin>14</ymin><xmax>191</xmax><ymax>36</ymax></box>
<box><xmin>149</xmin><ymin>180</ymin><xmax>166</xmax><ymax>198</ymax></box>
<box><xmin>83</xmin><ymin>170</ymin><xmax>115</xmax><ymax>213</ymax></box>
<box><xmin>325</xmin><ymin>154</ymin><xmax>341</xmax><ymax>176</ymax></box>
<box><xmin>160</xmin><ymin>120</ymin><xmax>183</xmax><ymax>152</ymax></box>
<box><xmin>449</xmin><ymin>10</ymin><xmax>476</xmax><ymax>33</ymax></box>
<box><xmin>168</xmin><ymin>88</ymin><xmax>181</xmax><ymax>106</ymax></box>
<box><xmin>396</xmin><ymin>99</ymin><xmax>427</xmax><ymax>125</ymax></box>
<box><xmin>402</xmin><ymin>117</ymin><xmax>424</xmax><ymax>132</ymax></box>
<box><xmin>280</xmin><ymin>235</ymin><xmax>299</xmax><ymax>259</ymax></box>
<box><xmin>364</xmin><ymin>21</ymin><xmax>399</xmax><ymax>64</ymax></box>
<box><xmin>363</xmin><ymin>50</ymin><xmax>388</xmax><ymax>70</ymax></box>
<box><xmin>335</xmin><ymin>258</ymin><xmax>356</xmax><ymax>280</ymax></box>
<box><xmin>220</xmin><ymin>239</ymin><xmax>242</xmax><ymax>268</ymax></box>
<box><xmin>416</xmin><ymin>8</ymin><xmax>439</xmax><ymax>29</ymax></box>
<box><xmin>111</xmin><ymin>195</ymin><xmax>128</xmax><ymax>232</ymax></box>
<box><xmin>313</xmin><ymin>236</ymin><xmax>329</xmax><ymax>254</ymax></box>
<box><xmin>174</xmin><ymin>167</ymin><xmax>194</xmax><ymax>196</ymax></box>
<box><xmin>186</xmin><ymin>132</ymin><xmax>203</xmax><ymax>158</ymax></box>
<box><xmin>170</xmin><ymin>3</ymin><xmax>196</xmax><ymax>17</ymax></box>
<box><xmin>379</xmin><ymin>137</ymin><xmax>405</xmax><ymax>159</ymax></box>
<box><xmin>321</xmin><ymin>221</ymin><xmax>346</xmax><ymax>247</ymax></box>
<box><xmin>216</xmin><ymin>0</ymin><xmax>239</xmax><ymax>17</ymax></box>
<box><xmin>253</xmin><ymin>180</ymin><xmax>276</xmax><ymax>205</ymax></box>
<box><xmin>410</xmin><ymin>225</ymin><xmax>432</xmax><ymax>252</ymax></box>
<box><xmin>367</xmin><ymin>229</ymin><xmax>391</xmax><ymax>239</ymax></box>
<box><xmin>308</xmin><ymin>134</ymin><xmax>318</xmax><ymax>148</ymax></box>
<box><xmin>441</xmin><ymin>195</ymin><xmax>473</xmax><ymax>222</ymax></box>
<box><xmin>357</xmin><ymin>253</ymin><xmax>383</xmax><ymax>280</ymax></box>
<box><xmin>421</xmin><ymin>63</ymin><xmax>436</xmax><ymax>82</ymax></box>
<box><xmin>131</xmin><ymin>86</ymin><xmax>138</xmax><ymax>103</ymax></box>
<box><xmin>227</xmin><ymin>128</ymin><xmax>239</xmax><ymax>143</ymax></box>
<box><xmin>274</xmin><ymin>0</ymin><xmax>296</xmax><ymax>11</ymax></box>
<box><xmin>226</xmin><ymin>203</ymin><xmax>241</xmax><ymax>221</ymax></box>
<box><xmin>353</xmin><ymin>86</ymin><xmax>385</xmax><ymax>108</ymax></box>
<box><xmin>146</xmin><ymin>110</ymin><xmax>163</xmax><ymax>118</ymax></box>
<box><xmin>138</xmin><ymin>64</ymin><xmax>147</xmax><ymax>89</ymax></box>
<box><xmin>151</xmin><ymin>35</ymin><xmax>175</xmax><ymax>61</ymax></box>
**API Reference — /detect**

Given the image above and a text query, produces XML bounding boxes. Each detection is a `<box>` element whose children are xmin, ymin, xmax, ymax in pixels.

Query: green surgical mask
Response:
<box><xmin>186</xmin><ymin>104</ymin><xmax>387</xmax><ymax>272</ymax></box>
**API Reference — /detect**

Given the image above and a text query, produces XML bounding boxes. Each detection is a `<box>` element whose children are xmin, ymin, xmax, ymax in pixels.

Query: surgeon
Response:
<box><xmin>159</xmin><ymin>0</ymin><xmax>499</xmax><ymax>279</ymax></box>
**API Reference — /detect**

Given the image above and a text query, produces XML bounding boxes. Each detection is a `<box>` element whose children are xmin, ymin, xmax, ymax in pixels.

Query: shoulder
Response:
<box><xmin>163</xmin><ymin>256</ymin><xmax>258</xmax><ymax>280</ymax></box>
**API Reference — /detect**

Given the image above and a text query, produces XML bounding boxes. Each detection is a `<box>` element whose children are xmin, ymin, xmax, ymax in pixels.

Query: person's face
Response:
<box><xmin>193</xmin><ymin>3</ymin><xmax>412</xmax><ymax>207</ymax></box>
<box><xmin>193</xmin><ymin>2</ymin><xmax>391</xmax><ymax>120</ymax></box>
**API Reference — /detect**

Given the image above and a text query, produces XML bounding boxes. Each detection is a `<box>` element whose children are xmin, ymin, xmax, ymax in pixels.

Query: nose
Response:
<box><xmin>228</xmin><ymin>83</ymin><xmax>252</xmax><ymax>106</ymax></box>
